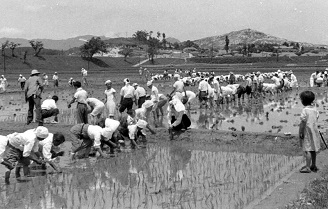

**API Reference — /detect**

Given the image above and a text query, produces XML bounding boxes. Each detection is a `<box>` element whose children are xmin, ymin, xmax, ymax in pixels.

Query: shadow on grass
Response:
<box><xmin>89</xmin><ymin>58</ymin><xmax>110</xmax><ymax>68</ymax></box>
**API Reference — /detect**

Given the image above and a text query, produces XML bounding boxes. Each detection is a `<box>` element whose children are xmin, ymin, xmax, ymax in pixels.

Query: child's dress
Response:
<box><xmin>104</xmin><ymin>88</ymin><xmax>116</xmax><ymax>117</ymax></box>
<box><xmin>300</xmin><ymin>105</ymin><xmax>321</xmax><ymax>152</ymax></box>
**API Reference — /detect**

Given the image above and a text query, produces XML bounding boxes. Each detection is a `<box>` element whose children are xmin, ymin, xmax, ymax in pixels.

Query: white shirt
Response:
<box><xmin>246</xmin><ymin>77</ymin><xmax>252</xmax><ymax>86</ymax></box>
<box><xmin>104</xmin><ymin>118</ymin><xmax>120</xmax><ymax>139</ymax></box>
<box><xmin>18</xmin><ymin>77</ymin><xmax>26</xmax><ymax>83</ymax></box>
<box><xmin>258</xmin><ymin>75</ymin><xmax>264</xmax><ymax>83</ymax></box>
<box><xmin>41</xmin><ymin>99</ymin><xmax>57</xmax><ymax>110</ymax></box>
<box><xmin>135</xmin><ymin>107</ymin><xmax>147</xmax><ymax>120</ymax></box>
<box><xmin>291</xmin><ymin>74</ymin><xmax>297</xmax><ymax>82</ymax></box>
<box><xmin>120</xmin><ymin>85</ymin><xmax>135</xmax><ymax>98</ymax></box>
<box><xmin>86</xmin><ymin>98</ymin><xmax>104</xmax><ymax>108</ymax></box>
<box><xmin>151</xmin><ymin>86</ymin><xmax>159</xmax><ymax>102</ymax></box>
<box><xmin>271</xmin><ymin>77</ymin><xmax>280</xmax><ymax>86</ymax></box>
<box><xmin>134</xmin><ymin>86</ymin><xmax>146</xmax><ymax>99</ymax></box>
<box><xmin>87</xmin><ymin>125</ymin><xmax>103</xmax><ymax>148</ymax></box>
<box><xmin>8</xmin><ymin>129</ymin><xmax>39</xmax><ymax>157</ymax></box>
<box><xmin>39</xmin><ymin>133</ymin><xmax>54</xmax><ymax>162</ymax></box>
<box><xmin>182</xmin><ymin>91</ymin><xmax>196</xmax><ymax>101</ymax></box>
<box><xmin>82</xmin><ymin>69</ymin><xmax>87</xmax><ymax>76</ymax></box>
<box><xmin>74</xmin><ymin>88</ymin><xmax>88</xmax><ymax>103</ymax></box>
<box><xmin>278</xmin><ymin>73</ymin><xmax>284</xmax><ymax>79</ymax></box>
<box><xmin>53</xmin><ymin>75</ymin><xmax>58</xmax><ymax>80</ymax></box>
<box><xmin>0</xmin><ymin>78</ymin><xmax>7</xmax><ymax>85</ymax></box>
<box><xmin>198</xmin><ymin>80</ymin><xmax>208</xmax><ymax>91</ymax></box>
<box><xmin>173</xmin><ymin>80</ymin><xmax>184</xmax><ymax>93</ymax></box>
<box><xmin>43</xmin><ymin>75</ymin><xmax>48</xmax><ymax>80</ymax></box>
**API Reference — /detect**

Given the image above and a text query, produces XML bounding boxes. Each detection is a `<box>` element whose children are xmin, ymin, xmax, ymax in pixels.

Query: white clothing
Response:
<box><xmin>87</xmin><ymin>125</ymin><xmax>103</xmax><ymax>149</ymax></box>
<box><xmin>104</xmin><ymin>88</ymin><xmax>116</xmax><ymax>117</ymax></box>
<box><xmin>8</xmin><ymin>129</ymin><xmax>40</xmax><ymax>157</ymax></box>
<box><xmin>198</xmin><ymin>80</ymin><xmax>208</xmax><ymax>91</ymax></box>
<box><xmin>41</xmin><ymin>99</ymin><xmax>57</xmax><ymax>110</ymax></box>
<box><xmin>271</xmin><ymin>77</ymin><xmax>280</xmax><ymax>86</ymax></box>
<box><xmin>18</xmin><ymin>77</ymin><xmax>26</xmax><ymax>83</ymax></box>
<box><xmin>182</xmin><ymin>91</ymin><xmax>196</xmax><ymax>103</ymax></box>
<box><xmin>120</xmin><ymin>85</ymin><xmax>135</xmax><ymax>98</ymax></box>
<box><xmin>39</xmin><ymin>133</ymin><xmax>54</xmax><ymax>162</ymax></box>
<box><xmin>53</xmin><ymin>75</ymin><xmax>58</xmax><ymax>80</ymax></box>
<box><xmin>104</xmin><ymin>118</ymin><xmax>120</xmax><ymax>139</ymax></box>
<box><xmin>134</xmin><ymin>86</ymin><xmax>146</xmax><ymax>99</ymax></box>
<box><xmin>173</xmin><ymin>80</ymin><xmax>184</xmax><ymax>93</ymax></box>
<box><xmin>86</xmin><ymin>98</ymin><xmax>105</xmax><ymax>116</ymax></box>
<box><xmin>74</xmin><ymin>88</ymin><xmax>88</xmax><ymax>104</ymax></box>
<box><xmin>150</xmin><ymin>85</ymin><xmax>159</xmax><ymax>102</ymax></box>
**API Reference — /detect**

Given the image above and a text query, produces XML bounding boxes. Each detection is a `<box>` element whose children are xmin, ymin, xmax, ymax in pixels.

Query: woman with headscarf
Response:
<box><xmin>104</xmin><ymin>80</ymin><xmax>116</xmax><ymax>118</ymax></box>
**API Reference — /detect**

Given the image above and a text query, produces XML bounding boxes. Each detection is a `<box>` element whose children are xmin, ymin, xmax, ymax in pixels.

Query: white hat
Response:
<box><xmin>132</xmin><ymin>83</ymin><xmax>138</xmax><ymax>87</ymax></box>
<box><xmin>169</xmin><ymin>99</ymin><xmax>186</xmax><ymax>112</ymax></box>
<box><xmin>277</xmin><ymin>69</ymin><xmax>281</xmax><ymax>73</ymax></box>
<box><xmin>34</xmin><ymin>126</ymin><xmax>49</xmax><ymax>139</ymax></box>
<box><xmin>123</xmin><ymin>78</ymin><xmax>130</xmax><ymax>84</ymax></box>
<box><xmin>146</xmin><ymin>80</ymin><xmax>153</xmax><ymax>86</ymax></box>
<box><xmin>105</xmin><ymin>80</ymin><xmax>112</xmax><ymax>85</ymax></box>
<box><xmin>136</xmin><ymin>120</ymin><xmax>148</xmax><ymax>129</ymax></box>
<box><xmin>19</xmin><ymin>74</ymin><xmax>22</xmax><ymax>77</ymax></box>
<box><xmin>101</xmin><ymin>128</ymin><xmax>113</xmax><ymax>140</ymax></box>
<box><xmin>31</xmin><ymin>69</ymin><xmax>40</xmax><ymax>75</ymax></box>
<box><xmin>174</xmin><ymin>74</ymin><xmax>180</xmax><ymax>79</ymax></box>
<box><xmin>142</xmin><ymin>100</ymin><xmax>154</xmax><ymax>109</ymax></box>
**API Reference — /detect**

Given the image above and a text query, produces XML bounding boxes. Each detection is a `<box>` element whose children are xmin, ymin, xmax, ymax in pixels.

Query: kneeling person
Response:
<box><xmin>168</xmin><ymin>99</ymin><xmax>191</xmax><ymax>140</ymax></box>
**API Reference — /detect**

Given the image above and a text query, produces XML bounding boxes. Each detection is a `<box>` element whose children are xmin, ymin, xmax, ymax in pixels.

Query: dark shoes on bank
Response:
<box><xmin>300</xmin><ymin>166</ymin><xmax>319</xmax><ymax>173</ymax></box>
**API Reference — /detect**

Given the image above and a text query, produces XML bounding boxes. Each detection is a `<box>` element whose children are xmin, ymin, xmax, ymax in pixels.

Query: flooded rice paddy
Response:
<box><xmin>1</xmin><ymin>88</ymin><xmax>328</xmax><ymax>134</ymax></box>
<box><xmin>0</xmin><ymin>143</ymin><xmax>303</xmax><ymax>209</ymax></box>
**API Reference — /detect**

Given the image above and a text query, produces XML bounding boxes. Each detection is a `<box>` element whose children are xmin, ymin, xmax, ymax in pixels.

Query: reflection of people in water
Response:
<box><xmin>169</xmin><ymin>146</ymin><xmax>192</xmax><ymax>181</ymax></box>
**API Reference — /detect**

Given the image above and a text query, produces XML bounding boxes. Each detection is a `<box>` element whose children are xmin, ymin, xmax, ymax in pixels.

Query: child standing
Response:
<box><xmin>104</xmin><ymin>80</ymin><xmax>116</xmax><ymax>118</ymax></box>
<box><xmin>299</xmin><ymin>90</ymin><xmax>321</xmax><ymax>173</ymax></box>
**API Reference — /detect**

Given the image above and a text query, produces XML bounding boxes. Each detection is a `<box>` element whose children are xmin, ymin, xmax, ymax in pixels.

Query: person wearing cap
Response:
<box><xmin>245</xmin><ymin>74</ymin><xmax>253</xmax><ymax>99</ymax></box>
<box><xmin>86</xmin><ymin>97</ymin><xmax>105</xmax><ymax>124</ymax></box>
<box><xmin>24</xmin><ymin>69</ymin><xmax>44</xmax><ymax>125</ymax></box>
<box><xmin>271</xmin><ymin>73</ymin><xmax>283</xmax><ymax>93</ymax></box>
<box><xmin>68</xmin><ymin>81</ymin><xmax>89</xmax><ymax>124</ymax></box>
<box><xmin>43</xmin><ymin>73</ymin><xmax>49</xmax><ymax>87</ymax></box>
<box><xmin>53</xmin><ymin>72</ymin><xmax>59</xmax><ymax>88</ymax></box>
<box><xmin>228</xmin><ymin>72</ymin><xmax>236</xmax><ymax>84</ymax></box>
<box><xmin>198</xmin><ymin>76</ymin><xmax>208</xmax><ymax>106</ymax></box>
<box><xmin>119</xmin><ymin>78</ymin><xmax>135</xmax><ymax>113</ymax></box>
<box><xmin>38</xmin><ymin>132</ymin><xmax>65</xmax><ymax>173</ymax></box>
<box><xmin>68</xmin><ymin>77</ymin><xmax>75</xmax><ymax>87</ymax></box>
<box><xmin>169</xmin><ymin>74</ymin><xmax>184</xmax><ymax>98</ymax></box>
<box><xmin>147</xmin><ymin>80</ymin><xmax>160</xmax><ymax>122</ymax></box>
<box><xmin>104</xmin><ymin>80</ymin><xmax>117</xmax><ymax>118</ymax></box>
<box><xmin>167</xmin><ymin>99</ymin><xmax>191</xmax><ymax>140</ymax></box>
<box><xmin>17</xmin><ymin>74</ymin><xmax>26</xmax><ymax>90</ymax></box>
<box><xmin>41</xmin><ymin>95</ymin><xmax>60</xmax><ymax>124</ymax></box>
<box><xmin>133</xmin><ymin>83</ymin><xmax>146</xmax><ymax>108</ymax></box>
<box><xmin>126</xmin><ymin>119</ymin><xmax>155</xmax><ymax>148</ymax></box>
<box><xmin>2</xmin><ymin>126</ymin><xmax>49</xmax><ymax>184</ymax></box>
<box><xmin>135</xmin><ymin>100</ymin><xmax>154</xmax><ymax>121</ymax></box>
<box><xmin>70</xmin><ymin>123</ymin><xmax>118</xmax><ymax>159</ymax></box>
<box><xmin>81</xmin><ymin>68</ymin><xmax>88</xmax><ymax>86</ymax></box>
<box><xmin>277</xmin><ymin>69</ymin><xmax>284</xmax><ymax>80</ymax></box>
<box><xmin>0</xmin><ymin>75</ymin><xmax>8</xmax><ymax>92</ymax></box>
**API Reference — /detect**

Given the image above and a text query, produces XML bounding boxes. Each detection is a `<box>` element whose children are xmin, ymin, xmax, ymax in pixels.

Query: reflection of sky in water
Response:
<box><xmin>0</xmin><ymin>144</ymin><xmax>302</xmax><ymax>209</ymax></box>
<box><xmin>1</xmin><ymin>89</ymin><xmax>328</xmax><ymax>134</ymax></box>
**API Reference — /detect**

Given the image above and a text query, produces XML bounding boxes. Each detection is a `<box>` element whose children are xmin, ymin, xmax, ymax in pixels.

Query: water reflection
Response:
<box><xmin>0</xmin><ymin>144</ymin><xmax>302</xmax><ymax>209</ymax></box>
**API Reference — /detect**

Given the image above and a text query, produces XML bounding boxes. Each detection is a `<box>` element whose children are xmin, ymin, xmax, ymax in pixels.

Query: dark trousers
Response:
<box><xmin>4</xmin><ymin>144</ymin><xmax>30</xmax><ymax>170</ymax></box>
<box><xmin>41</xmin><ymin>108</ymin><xmax>59</xmax><ymax>121</ymax></box>
<box><xmin>119</xmin><ymin>98</ymin><xmax>133</xmax><ymax>113</ymax></box>
<box><xmin>27</xmin><ymin>95</ymin><xmax>42</xmax><ymax>125</ymax></box>
<box><xmin>138</xmin><ymin>96</ymin><xmax>146</xmax><ymax>108</ymax></box>
<box><xmin>77</xmin><ymin>103</ymin><xmax>88</xmax><ymax>124</ymax></box>
<box><xmin>20</xmin><ymin>82</ymin><xmax>25</xmax><ymax>90</ymax></box>
<box><xmin>171</xmin><ymin>114</ymin><xmax>191</xmax><ymax>131</ymax></box>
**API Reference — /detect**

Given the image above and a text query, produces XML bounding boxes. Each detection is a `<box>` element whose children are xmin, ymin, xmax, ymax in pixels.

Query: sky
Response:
<box><xmin>0</xmin><ymin>0</ymin><xmax>328</xmax><ymax>44</ymax></box>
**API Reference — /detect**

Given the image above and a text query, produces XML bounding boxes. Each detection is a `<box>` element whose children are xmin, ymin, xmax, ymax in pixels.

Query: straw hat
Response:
<box><xmin>31</xmin><ymin>69</ymin><xmax>40</xmax><ymax>75</ymax></box>
<box><xmin>105</xmin><ymin>80</ymin><xmax>112</xmax><ymax>85</ymax></box>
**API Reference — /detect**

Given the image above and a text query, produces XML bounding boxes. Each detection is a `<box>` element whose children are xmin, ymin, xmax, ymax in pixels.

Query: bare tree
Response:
<box><xmin>9</xmin><ymin>42</ymin><xmax>21</xmax><ymax>57</ymax></box>
<box><xmin>1</xmin><ymin>40</ymin><xmax>9</xmax><ymax>56</ymax></box>
<box><xmin>29</xmin><ymin>40</ymin><xmax>44</xmax><ymax>56</ymax></box>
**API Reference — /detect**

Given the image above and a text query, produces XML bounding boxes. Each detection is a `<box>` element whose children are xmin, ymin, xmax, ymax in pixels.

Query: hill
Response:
<box><xmin>0</xmin><ymin>35</ymin><xmax>109</xmax><ymax>51</ymax></box>
<box><xmin>193</xmin><ymin>29</ymin><xmax>320</xmax><ymax>49</ymax></box>
<box><xmin>166</xmin><ymin>37</ymin><xmax>180</xmax><ymax>44</ymax></box>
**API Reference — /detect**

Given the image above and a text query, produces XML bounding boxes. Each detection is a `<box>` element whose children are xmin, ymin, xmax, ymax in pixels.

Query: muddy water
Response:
<box><xmin>0</xmin><ymin>143</ymin><xmax>302</xmax><ymax>209</ymax></box>
<box><xmin>1</xmin><ymin>89</ymin><xmax>328</xmax><ymax>135</ymax></box>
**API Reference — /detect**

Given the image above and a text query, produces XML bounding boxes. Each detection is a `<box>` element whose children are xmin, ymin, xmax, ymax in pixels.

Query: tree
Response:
<box><xmin>79</xmin><ymin>37</ymin><xmax>107</xmax><ymax>60</ymax></box>
<box><xmin>132</xmin><ymin>30</ymin><xmax>149</xmax><ymax>43</ymax></box>
<box><xmin>173</xmin><ymin>42</ymin><xmax>180</xmax><ymax>50</ymax></box>
<box><xmin>282</xmin><ymin>42</ymin><xmax>289</xmax><ymax>47</ymax></box>
<box><xmin>119</xmin><ymin>46</ymin><xmax>133</xmax><ymax>61</ymax></box>
<box><xmin>162</xmin><ymin>33</ymin><xmax>167</xmax><ymax>49</ymax></box>
<box><xmin>1</xmin><ymin>40</ymin><xmax>9</xmax><ymax>56</ymax></box>
<box><xmin>29</xmin><ymin>40</ymin><xmax>44</xmax><ymax>56</ymax></box>
<box><xmin>224</xmin><ymin>36</ymin><xmax>229</xmax><ymax>53</ymax></box>
<box><xmin>9</xmin><ymin>42</ymin><xmax>21</xmax><ymax>57</ymax></box>
<box><xmin>147</xmin><ymin>37</ymin><xmax>160</xmax><ymax>63</ymax></box>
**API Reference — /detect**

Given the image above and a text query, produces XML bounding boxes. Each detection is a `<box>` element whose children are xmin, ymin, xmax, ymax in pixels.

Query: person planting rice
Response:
<box><xmin>119</xmin><ymin>78</ymin><xmax>135</xmax><ymax>114</ymax></box>
<box><xmin>156</xmin><ymin>94</ymin><xmax>168</xmax><ymax>116</ymax></box>
<box><xmin>147</xmin><ymin>80</ymin><xmax>159</xmax><ymax>122</ymax></box>
<box><xmin>38</xmin><ymin>132</ymin><xmax>65</xmax><ymax>173</ymax></box>
<box><xmin>68</xmin><ymin>81</ymin><xmax>88</xmax><ymax>124</ymax></box>
<box><xmin>127</xmin><ymin>119</ymin><xmax>155</xmax><ymax>149</ymax></box>
<box><xmin>198</xmin><ymin>76</ymin><xmax>208</xmax><ymax>107</ymax></box>
<box><xmin>70</xmin><ymin>123</ymin><xmax>118</xmax><ymax>159</ymax></box>
<box><xmin>86</xmin><ymin>97</ymin><xmax>105</xmax><ymax>124</ymax></box>
<box><xmin>2</xmin><ymin>126</ymin><xmax>49</xmax><ymax>184</ymax></box>
<box><xmin>169</xmin><ymin>74</ymin><xmax>184</xmax><ymax>98</ymax></box>
<box><xmin>299</xmin><ymin>90</ymin><xmax>321</xmax><ymax>173</ymax></box>
<box><xmin>133</xmin><ymin>83</ymin><xmax>146</xmax><ymax>108</ymax></box>
<box><xmin>53</xmin><ymin>72</ymin><xmax>59</xmax><ymax>88</ymax></box>
<box><xmin>43</xmin><ymin>73</ymin><xmax>49</xmax><ymax>87</ymax></box>
<box><xmin>17</xmin><ymin>74</ymin><xmax>26</xmax><ymax>90</ymax></box>
<box><xmin>135</xmin><ymin>100</ymin><xmax>154</xmax><ymax>121</ymax></box>
<box><xmin>167</xmin><ymin>98</ymin><xmax>191</xmax><ymax>140</ymax></box>
<box><xmin>97</xmin><ymin>117</ymin><xmax>121</xmax><ymax>153</ymax></box>
<box><xmin>271</xmin><ymin>73</ymin><xmax>282</xmax><ymax>93</ymax></box>
<box><xmin>25</xmin><ymin>69</ymin><xmax>44</xmax><ymax>126</ymax></box>
<box><xmin>0</xmin><ymin>75</ymin><xmax>8</xmax><ymax>92</ymax></box>
<box><xmin>41</xmin><ymin>95</ymin><xmax>59</xmax><ymax>124</ymax></box>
